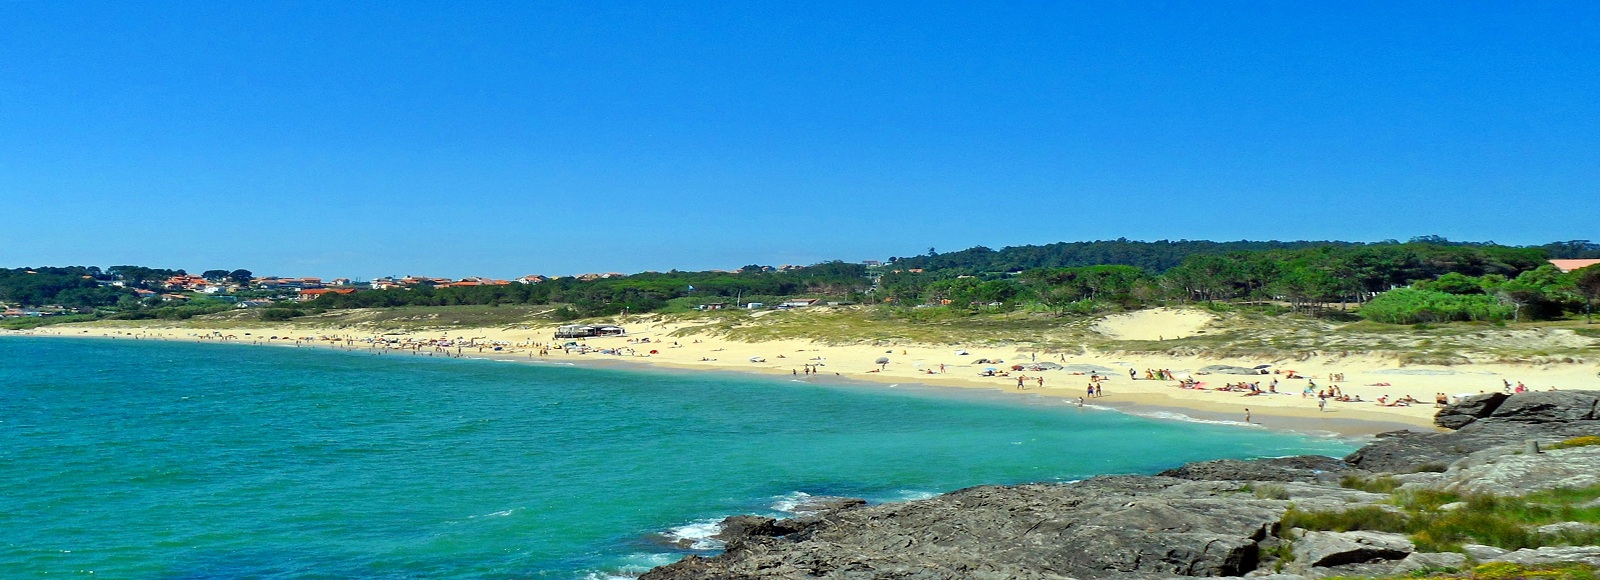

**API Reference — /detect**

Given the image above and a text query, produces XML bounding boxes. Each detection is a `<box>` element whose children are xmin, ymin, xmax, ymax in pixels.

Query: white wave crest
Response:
<box><xmin>769</xmin><ymin>491</ymin><xmax>814</xmax><ymax>514</ymax></box>
<box><xmin>1133</xmin><ymin>410</ymin><xmax>1263</xmax><ymax>428</ymax></box>
<box><xmin>662</xmin><ymin>519</ymin><xmax>725</xmax><ymax>550</ymax></box>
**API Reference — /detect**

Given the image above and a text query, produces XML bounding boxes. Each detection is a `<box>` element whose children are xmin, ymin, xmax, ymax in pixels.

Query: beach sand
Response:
<box><xmin>19</xmin><ymin>309</ymin><xmax>1598</xmax><ymax>437</ymax></box>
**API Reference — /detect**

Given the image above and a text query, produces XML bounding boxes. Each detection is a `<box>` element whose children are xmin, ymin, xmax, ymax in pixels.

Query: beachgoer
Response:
<box><xmin>1244</xmin><ymin>408</ymin><xmax>1251</xmax><ymax>423</ymax></box>
<box><xmin>1318</xmin><ymin>398</ymin><xmax>1327</xmax><ymax>412</ymax></box>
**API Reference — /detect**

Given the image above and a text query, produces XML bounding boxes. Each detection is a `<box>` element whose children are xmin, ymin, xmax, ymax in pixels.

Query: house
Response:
<box><xmin>697</xmin><ymin>302</ymin><xmax>728</xmax><ymax>311</ymax></box>
<box><xmin>297</xmin><ymin>288</ymin><xmax>356</xmax><ymax>302</ymax></box>
<box><xmin>862</xmin><ymin>260</ymin><xmax>883</xmax><ymax>267</ymax></box>
<box><xmin>516</xmin><ymin>275</ymin><xmax>548</xmax><ymax>284</ymax></box>
<box><xmin>779</xmin><ymin>298</ymin><xmax>820</xmax><ymax>308</ymax></box>
<box><xmin>745</xmin><ymin>302</ymin><xmax>764</xmax><ymax>309</ymax></box>
<box><xmin>1550</xmin><ymin>259</ymin><xmax>1600</xmax><ymax>273</ymax></box>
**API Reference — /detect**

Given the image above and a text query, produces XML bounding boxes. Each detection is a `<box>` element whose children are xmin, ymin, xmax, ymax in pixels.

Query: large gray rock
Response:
<box><xmin>1536</xmin><ymin>522</ymin><xmax>1600</xmax><ymax>537</ymax></box>
<box><xmin>1434</xmin><ymin>392</ymin><xmax>1508</xmax><ymax>429</ymax></box>
<box><xmin>1461</xmin><ymin>544</ymin><xmax>1511</xmax><ymax>561</ymax></box>
<box><xmin>1490</xmin><ymin>391</ymin><xmax>1600</xmax><ymax>422</ymax></box>
<box><xmin>1347</xmin><ymin>390</ymin><xmax>1600</xmax><ymax>473</ymax></box>
<box><xmin>1290</xmin><ymin>531</ymin><xmax>1414</xmax><ymax>568</ymax></box>
<box><xmin>642</xmin><ymin>477</ymin><xmax>1288</xmax><ymax>579</ymax></box>
<box><xmin>1389</xmin><ymin>552</ymin><xmax>1467</xmax><ymax>574</ymax></box>
<box><xmin>643</xmin><ymin>389</ymin><xmax>1600</xmax><ymax>580</ymax></box>
<box><xmin>1487</xmin><ymin>546</ymin><xmax>1600</xmax><ymax>567</ymax></box>
<box><xmin>1158</xmin><ymin>455</ymin><xmax>1359</xmax><ymax>484</ymax></box>
<box><xmin>1430</xmin><ymin>445</ymin><xmax>1600</xmax><ymax>495</ymax></box>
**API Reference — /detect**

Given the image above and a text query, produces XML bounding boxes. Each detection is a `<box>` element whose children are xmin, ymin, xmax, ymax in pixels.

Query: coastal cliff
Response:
<box><xmin>642</xmin><ymin>391</ymin><xmax>1600</xmax><ymax>579</ymax></box>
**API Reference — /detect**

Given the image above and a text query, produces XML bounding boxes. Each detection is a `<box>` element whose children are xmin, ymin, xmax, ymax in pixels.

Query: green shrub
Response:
<box><xmin>1471</xmin><ymin>562</ymin><xmax>1596</xmax><ymax>580</ymax></box>
<box><xmin>1282</xmin><ymin>506</ymin><xmax>1412</xmax><ymax>533</ymax></box>
<box><xmin>1253</xmin><ymin>484</ymin><xmax>1290</xmax><ymax>500</ymax></box>
<box><xmin>260</xmin><ymin>308</ymin><xmax>302</xmax><ymax>322</ymax></box>
<box><xmin>1548</xmin><ymin>436</ymin><xmax>1600</xmax><ymax>450</ymax></box>
<box><xmin>1359</xmin><ymin>288</ymin><xmax>1514</xmax><ymax>324</ymax></box>
<box><xmin>1341</xmin><ymin>474</ymin><xmax>1404</xmax><ymax>493</ymax></box>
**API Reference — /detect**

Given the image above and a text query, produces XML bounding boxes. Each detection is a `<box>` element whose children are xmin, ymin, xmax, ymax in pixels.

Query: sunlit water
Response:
<box><xmin>0</xmin><ymin>337</ymin><xmax>1355</xmax><ymax>578</ymax></box>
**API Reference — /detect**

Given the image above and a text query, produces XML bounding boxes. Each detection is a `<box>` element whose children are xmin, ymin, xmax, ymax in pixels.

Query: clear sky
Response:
<box><xmin>2</xmin><ymin>2</ymin><xmax>1596</xmax><ymax>279</ymax></box>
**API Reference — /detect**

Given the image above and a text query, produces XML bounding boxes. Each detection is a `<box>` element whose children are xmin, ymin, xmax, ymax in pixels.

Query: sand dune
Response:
<box><xmin>1093</xmin><ymin>307</ymin><xmax>1214</xmax><ymax>341</ymax></box>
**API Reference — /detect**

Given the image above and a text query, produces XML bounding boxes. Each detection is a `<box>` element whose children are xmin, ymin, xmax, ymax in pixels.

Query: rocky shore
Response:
<box><xmin>642</xmin><ymin>390</ymin><xmax>1600</xmax><ymax>579</ymax></box>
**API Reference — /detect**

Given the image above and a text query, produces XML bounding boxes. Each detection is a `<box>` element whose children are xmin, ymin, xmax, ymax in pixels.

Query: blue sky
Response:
<box><xmin>2</xmin><ymin>2</ymin><xmax>1596</xmax><ymax>279</ymax></box>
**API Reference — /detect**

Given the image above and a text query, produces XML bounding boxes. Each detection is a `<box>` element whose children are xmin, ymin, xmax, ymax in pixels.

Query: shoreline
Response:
<box><xmin>3</xmin><ymin>323</ymin><xmax>1471</xmax><ymax>438</ymax></box>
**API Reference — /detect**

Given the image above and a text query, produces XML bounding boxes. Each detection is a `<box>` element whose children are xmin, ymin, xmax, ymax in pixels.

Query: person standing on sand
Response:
<box><xmin>1244</xmin><ymin>408</ymin><xmax>1251</xmax><ymax>423</ymax></box>
<box><xmin>1129</xmin><ymin>368</ymin><xmax>1136</xmax><ymax>380</ymax></box>
<box><xmin>1318</xmin><ymin>397</ymin><xmax>1327</xmax><ymax>412</ymax></box>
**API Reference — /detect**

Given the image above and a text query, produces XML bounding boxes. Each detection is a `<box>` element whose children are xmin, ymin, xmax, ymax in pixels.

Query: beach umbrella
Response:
<box><xmin>875</xmin><ymin>357</ymin><xmax>890</xmax><ymax>365</ymax></box>
<box><xmin>1254</xmin><ymin>364</ymin><xmax>1272</xmax><ymax>369</ymax></box>
<box><xmin>984</xmin><ymin>367</ymin><xmax>998</xmax><ymax>372</ymax></box>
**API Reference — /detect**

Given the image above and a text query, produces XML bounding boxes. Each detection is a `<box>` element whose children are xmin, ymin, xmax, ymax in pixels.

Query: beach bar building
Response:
<box><xmin>553</xmin><ymin>324</ymin><xmax>627</xmax><ymax>339</ymax></box>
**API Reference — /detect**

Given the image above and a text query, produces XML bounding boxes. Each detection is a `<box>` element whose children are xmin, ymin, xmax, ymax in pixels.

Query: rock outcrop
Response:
<box><xmin>643</xmin><ymin>390</ymin><xmax>1600</xmax><ymax>579</ymax></box>
<box><xmin>1158</xmin><ymin>455</ymin><xmax>1359</xmax><ymax>484</ymax></box>
<box><xmin>1347</xmin><ymin>390</ymin><xmax>1600</xmax><ymax>473</ymax></box>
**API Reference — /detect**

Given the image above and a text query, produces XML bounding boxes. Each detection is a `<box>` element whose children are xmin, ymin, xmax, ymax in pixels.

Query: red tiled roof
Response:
<box><xmin>1550</xmin><ymin>259</ymin><xmax>1600</xmax><ymax>273</ymax></box>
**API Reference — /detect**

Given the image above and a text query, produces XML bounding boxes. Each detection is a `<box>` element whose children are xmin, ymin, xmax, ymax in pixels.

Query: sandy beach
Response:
<box><xmin>17</xmin><ymin>308</ymin><xmax>1597</xmax><ymax>437</ymax></box>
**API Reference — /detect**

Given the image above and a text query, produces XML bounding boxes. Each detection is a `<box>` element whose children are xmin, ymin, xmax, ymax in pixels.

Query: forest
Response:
<box><xmin>5</xmin><ymin>239</ymin><xmax>1599</xmax><ymax>324</ymax></box>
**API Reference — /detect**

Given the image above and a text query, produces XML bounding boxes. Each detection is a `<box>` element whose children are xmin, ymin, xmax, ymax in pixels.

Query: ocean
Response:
<box><xmin>0</xmin><ymin>336</ymin><xmax>1356</xmax><ymax>578</ymax></box>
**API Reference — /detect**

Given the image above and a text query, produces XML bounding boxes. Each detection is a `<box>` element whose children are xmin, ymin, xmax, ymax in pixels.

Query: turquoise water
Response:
<box><xmin>0</xmin><ymin>337</ymin><xmax>1355</xmax><ymax>578</ymax></box>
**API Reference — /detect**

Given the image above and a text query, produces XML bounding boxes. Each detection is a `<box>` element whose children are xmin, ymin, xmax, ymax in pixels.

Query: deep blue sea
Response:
<box><xmin>0</xmin><ymin>336</ymin><xmax>1356</xmax><ymax>578</ymax></box>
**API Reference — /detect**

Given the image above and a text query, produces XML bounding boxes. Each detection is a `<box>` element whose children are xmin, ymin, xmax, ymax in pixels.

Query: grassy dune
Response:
<box><xmin>35</xmin><ymin>304</ymin><xmax>1600</xmax><ymax>364</ymax></box>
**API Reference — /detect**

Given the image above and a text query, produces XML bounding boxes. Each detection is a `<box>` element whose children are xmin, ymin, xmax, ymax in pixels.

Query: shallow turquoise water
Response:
<box><xmin>0</xmin><ymin>337</ymin><xmax>1355</xmax><ymax>578</ymax></box>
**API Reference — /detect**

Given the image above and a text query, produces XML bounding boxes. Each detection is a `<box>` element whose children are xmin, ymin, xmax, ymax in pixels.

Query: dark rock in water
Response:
<box><xmin>1434</xmin><ymin>392</ymin><xmax>1507</xmax><ymax>429</ymax></box>
<box><xmin>1158</xmin><ymin>455</ymin><xmax>1359</xmax><ymax>484</ymax></box>
<box><xmin>785</xmin><ymin>496</ymin><xmax>867</xmax><ymax>515</ymax></box>
<box><xmin>713</xmin><ymin>515</ymin><xmax>785</xmax><ymax>545</ymax></box>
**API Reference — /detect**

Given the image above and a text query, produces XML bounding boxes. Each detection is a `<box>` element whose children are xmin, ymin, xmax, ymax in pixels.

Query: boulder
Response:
<box><xmin>1535</xmin><ymin>522</ymin><xmax>1600</xmax><ymax>537</ymax></box>
<box><xmin>1434</xmin><ymin>392</ymin><xmax>1508</xmax><ymax>429</ymax></box>
<box><xmin>713</xmin><ymin>515</ymin><xmax>784</xmax><ymax>545</ymax></box>
<box><xmin>1432</xmin><ymin>445</ymin><xmax>1600</xmax><ymax>495</ymax></box>
<box><xmin>1347</xmin><ymin>390</ymin><xmax>1600</xmax><ymax>473</ymax></box>
<box><xmin>644</xmin><ymin>477</ymin><xmax>1290</xmax><ymax>579</ymax></box>
<box><xmin>1489</xmin><ymin>391</ymin><xmax>1599</xmax><ymax>422</ymax></box>
<box><xmin>1487</xmin><ymin>546</ymin><xmax>1600</xmax><ymax>567</ymax></box>
<box><xmin>1460</xmin><ymin>544</ymin><xmax>1510</xmax><ymax>561</ymax></box>
<box><xmin>1291</xmin><ymin>531</ymin><xmax>1414</xmax><ymax>568</ymax></box>
<box><xmin>1158</xmin><ymin>455</ymin><xmax>1359</xmax><ymax>484</ymax></box>
<box><xmin>1389</xmin><ymin>552</ymin><xmax>1468</xmax><ymax>574</ymax></box>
